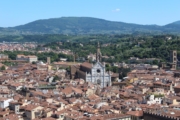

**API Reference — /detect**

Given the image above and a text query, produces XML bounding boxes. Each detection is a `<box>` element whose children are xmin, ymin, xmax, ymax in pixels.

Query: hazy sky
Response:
<box><xmin>0</xmin><ymin>0</ymin><xmax>180</xmax><ymax>27</ymax></box>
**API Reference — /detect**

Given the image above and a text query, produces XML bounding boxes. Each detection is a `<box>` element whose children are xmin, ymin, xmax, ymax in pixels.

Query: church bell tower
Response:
<box><xmin>96</xmin><ymin>42</ymin><xmax>102</xmax><ymax>62</ymax></box>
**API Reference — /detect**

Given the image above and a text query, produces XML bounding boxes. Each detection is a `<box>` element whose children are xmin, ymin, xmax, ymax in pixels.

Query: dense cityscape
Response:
<box><xmin>0</xmin><ymin>37</ymin><xmax>179</xmax><ymax>120</ymax></box>
<box><xmin>1</xmin><ymin>1</ymin><xmax>180</xmax><ymax>120</ymax></box>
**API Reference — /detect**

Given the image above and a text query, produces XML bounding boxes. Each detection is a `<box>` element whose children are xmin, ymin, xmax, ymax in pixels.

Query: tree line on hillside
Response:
<box><xmin>43</xmin><ymin>34</ymin><xmax>180</xmax><ymax>63</ymax></box>
<box><xmin>0</xmin><ymin>34</ymin><xmax>180</xmax><ymax>64</ymax></box>
<box><xmin>1</xmin><ymin>51</ymin><xmax>73</xmax><ymax>63</ymax></box>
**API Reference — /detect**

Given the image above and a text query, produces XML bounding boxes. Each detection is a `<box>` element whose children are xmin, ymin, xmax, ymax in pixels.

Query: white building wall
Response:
<box><xmin>16</xmin><ymin>55</ymin><xmax>38</xmax><ymax>63</ymax></box>
<box><xmin>0</xmin><ymin>98</ymin><xmax>13</xmax><ymax>108</ymax></box>
<box><xmin>86</xmin><ymin>62</ymin><xmax>111</xmax><ymax>88</ymax></box>
<box><xmin>147</xmin><ymin>95</ymin><xmax>162</xmax><ymax>105</ymax></box>
<box><xmin>28</xmin><ymin>57</ymin><xmax>38</xmax><ymax>63</ymax></box>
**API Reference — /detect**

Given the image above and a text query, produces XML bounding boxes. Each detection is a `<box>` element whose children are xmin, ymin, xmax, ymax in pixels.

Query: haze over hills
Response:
<box><xmin>170</xmin><ymin>21</ymin><xmax>180</xmax><ymax>25</ymax></box>
<box><xmin>0</xmin><ymin>17</ymin><xmax>180</xmax><ymax>35</ymax></box>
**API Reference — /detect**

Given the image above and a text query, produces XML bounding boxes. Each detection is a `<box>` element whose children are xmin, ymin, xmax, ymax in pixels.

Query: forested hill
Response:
<box><xmin>0</xmin><ymin>17</ymin><xmax>180</xmax><ymax>35</ymax></box>
<box><xmin>1</xmin><ymin>34</ymin><xmax>180</xmax><ymax>64</ymax></box>
<box><xmin>169</xmin><ymin>21</ymin><xmax>180</xmax><ymax>25</ymax></box>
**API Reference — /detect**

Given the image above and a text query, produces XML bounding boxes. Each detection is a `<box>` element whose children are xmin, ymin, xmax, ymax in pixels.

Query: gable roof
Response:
<box><xmin>92</xmin><ymin>62</ymin><xmax>104</xmax><ymax>69</ymax></box>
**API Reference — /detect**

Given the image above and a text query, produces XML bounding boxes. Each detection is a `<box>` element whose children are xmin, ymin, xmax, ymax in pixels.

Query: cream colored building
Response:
<box><xmin>16</xmin><ymin>54</ymin><xmax>38</xmax><ymax>63</ymax></box>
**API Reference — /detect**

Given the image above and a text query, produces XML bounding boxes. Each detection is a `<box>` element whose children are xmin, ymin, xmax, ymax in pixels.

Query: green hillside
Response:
<box><xmin>0</xmin><ymin>17</ymin><xmax>180</xmax><ymax>35</ymax></box>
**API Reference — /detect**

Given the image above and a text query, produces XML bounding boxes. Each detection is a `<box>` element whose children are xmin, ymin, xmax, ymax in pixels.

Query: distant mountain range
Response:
<box><xmin>0</xmin><ymin>17</ymin><xmax>180</xmax><ymax>35</ymax></box>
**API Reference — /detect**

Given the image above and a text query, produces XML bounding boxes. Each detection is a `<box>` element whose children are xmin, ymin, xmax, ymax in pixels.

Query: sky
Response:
<box><xmin>0</xmin><ymin>0</ymin><xmax>180</xmax><ymax>27</ymax></box>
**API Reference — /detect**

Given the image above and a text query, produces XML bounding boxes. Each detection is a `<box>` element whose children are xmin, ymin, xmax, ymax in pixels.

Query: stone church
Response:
<box><xmin>71</xmin><ymin>42</ymin><xmax>111</xmax><ymax>88</ymax></box>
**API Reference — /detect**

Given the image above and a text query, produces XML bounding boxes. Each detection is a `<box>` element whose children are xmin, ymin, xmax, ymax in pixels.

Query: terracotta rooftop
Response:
<box><xmin>24</xmin><ymin>104</ymin><xmax>41</xmax><ymax>111</ymax></box>
<box><xmin>81</xmin><ymin>62</ymin><xmax>92</xmax><ymax>69</ymax></box>
<box><xmin>127</xmin><ymin>110</ymin><xmax>143</xmax><ymax>117</ymax></box>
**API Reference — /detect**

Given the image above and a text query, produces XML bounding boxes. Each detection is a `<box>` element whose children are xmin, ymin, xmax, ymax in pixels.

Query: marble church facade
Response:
<box><xmin>86</xmin><ymin>62</ymin><xmax>111</xmax><ymax>88</ymax></box>
<box><xmin>71</xmin><ymin>42</ymin><xmax>111</xmax><ymax>88</ymax></box>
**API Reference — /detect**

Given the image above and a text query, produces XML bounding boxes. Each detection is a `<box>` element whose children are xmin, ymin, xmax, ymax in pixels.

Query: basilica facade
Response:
<box><xmin>85</xmin><ymin>61</ymin><xmax>111</xmax><ymax>88</ymax></box>
<box><xmin>71</xmin><ymin>42</ymin><xmax>111</xmax><ymax>88</ymax></box>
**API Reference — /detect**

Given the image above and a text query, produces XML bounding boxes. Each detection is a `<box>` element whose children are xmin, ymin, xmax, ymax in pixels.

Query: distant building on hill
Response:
<box><xmin>87</xmin><ymin>53</ymin><xmax>96</xmax><ymax>62</ymax></box>
<box><xmin>128</xmin><ymin>57</ymin><xmax>160</xmax><ymax>64</ymax></box>
<box><xmin>60</xmin><ymin>58</ymin><xmax>67</xmax><ymax>62</ymax></box>
<box><xmin>16</xmin><ymin>54</ymin><xmax>38</xmax><ymax>63</ymax></box>
<box><xmin>0</xmin><ymin>54</ymin><xmax>8</xmax><ymax>60</ymax></box>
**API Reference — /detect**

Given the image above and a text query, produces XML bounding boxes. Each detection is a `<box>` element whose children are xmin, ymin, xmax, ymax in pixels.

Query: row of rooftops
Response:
<box><xmin>0</xmin><ymin>61</ymin><xmax>180</xmax><ymax>119</ymax></box>
<box><xmin>0</xmin><ymin>43</ymin><xmax>37</xmax><ymax>52</ymax></box>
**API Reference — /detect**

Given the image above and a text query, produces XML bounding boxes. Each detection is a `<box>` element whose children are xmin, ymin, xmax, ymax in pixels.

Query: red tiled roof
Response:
<box><xmin>24</xmin><ymin>104</ymin><xmax>40</xmax><ymax>111</ymax></box>
<box><xmin>127</xmin><ymin>110</ymin><xmax>143</xmax><ymax>117</ymax></box>
<box><xmin>81</xmin><ymin>62</ymin><xmax>92</xmax><ymax>69</ymax></box>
